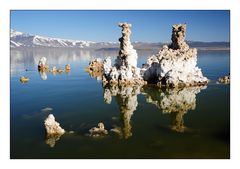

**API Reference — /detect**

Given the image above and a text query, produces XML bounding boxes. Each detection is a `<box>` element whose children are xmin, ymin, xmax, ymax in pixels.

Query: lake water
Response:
<box><xmin>10</xmin><ymin>48</ymin><xmax>230</xmax><ymax>159</ymax></box>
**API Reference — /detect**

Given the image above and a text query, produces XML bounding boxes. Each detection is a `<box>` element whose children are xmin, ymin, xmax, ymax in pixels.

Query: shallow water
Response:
<box><xmin>10</xmin><ymin>48</ymin><xmax>230</xmax><ymax>159</ymax></box>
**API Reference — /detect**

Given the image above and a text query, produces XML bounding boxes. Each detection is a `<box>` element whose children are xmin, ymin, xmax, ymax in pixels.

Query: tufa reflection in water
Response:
<box><xmin>103</xmin><ymin>84</ymin><xmax>206</xmax><ymax>136</ymax></box>
<box><xmin>142</xmin><ymin>86</ymin><xmax>206</xmax><ymax>132</ymax></box>
<box><xmin>103</xmin><ymin>84</ymin><xmax>142</xmax><ymax>139</ymax></box>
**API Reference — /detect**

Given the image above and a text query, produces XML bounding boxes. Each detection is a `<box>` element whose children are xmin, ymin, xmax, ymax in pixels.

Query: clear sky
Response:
<box><xmin>11</xmin><ymin>10</ymin><xmax>230</xmax><ymax>42</ymax></box>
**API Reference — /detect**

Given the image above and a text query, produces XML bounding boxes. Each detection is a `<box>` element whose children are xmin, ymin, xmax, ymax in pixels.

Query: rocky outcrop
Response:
<box><xmin>65</xmin><ymin>64</ymin><xmax>71</xmax><ymax>71</ymax></box>
<box><xmin>141</xmin><ymin>24</ymin><xmax>208</xmax><ymax>87</ymax></box>
<box><xmin>218</xmin><ymin>74</ymin><xmax>230</xmax><ymax>84</ymax></box>
<box><xmin>115</xmin><ymin>23</ymin><xmax>138</xmax><ymax>68</ymax></box>
<box><xmin>169</xmin><ymin>24</ymin><xmax>189</xmax><ymax>51</ymax></box>
<box><xmin>20</xmin><ymin>76</ymin><xmax>29</xmax><ymax>83</ymax></box>
<box><xmin>88</xmin><ymin>122</ymin><xmax>108</xmax><ymax>138</ymax></box>
<box><xmin>38</xmin><ymin>57</ymin><xmax>49</xmax><ymax>71</ymax></box>
<box><xmin>85</xmin><ymin>58</ymin><xmax>104</xmax><ymax>80</ymax></box>
<box><xmin>86</xmin><ymin>23</ymin><xmax>145</xmax><ymax>86</ymax></box>
<box><xmin>44</xmin><ymin>114</ymin><xmax>65</xmax><ymax>135</ymax></box>
<box><xmin>44</xmin><ymin>114</ymin><xmax>65</xmax><ymax>147</ymax></box>
<box><xmin>103</xmin><ymin>23</ymin><xmax>145</xmax><ymax>85</ymax></box>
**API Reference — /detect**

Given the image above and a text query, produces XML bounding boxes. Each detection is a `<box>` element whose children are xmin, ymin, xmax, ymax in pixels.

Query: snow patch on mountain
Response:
<box><xmin>10</xmin><ymin>29</ymin><xmax>102</xmax><ymax>48</ymax></box>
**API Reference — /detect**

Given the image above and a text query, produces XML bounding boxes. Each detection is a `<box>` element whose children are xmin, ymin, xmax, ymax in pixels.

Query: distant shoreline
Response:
<box><xmin>10</xmin><ymin>46</ymin><xmax>230</xmax><ymax>51</ymax></box>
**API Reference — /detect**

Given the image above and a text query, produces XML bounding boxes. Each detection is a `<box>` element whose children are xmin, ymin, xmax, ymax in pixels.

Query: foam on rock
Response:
<box><xmin>141</xmin><ymin>24</ymin><xmax>208</xmax><ymax>87</ymax></box>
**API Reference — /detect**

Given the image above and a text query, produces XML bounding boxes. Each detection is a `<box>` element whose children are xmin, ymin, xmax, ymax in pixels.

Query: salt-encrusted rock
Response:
<box><xmin>169</xmin><ymin>24</ymin><xmax>189</xmax><ymax>51</ymax></box>
<box><xmin>88</xmin><ymin>122</ymin><xmax>108</xmax><ymax>138</ymax></box>
<box><xmin>218</xmin><ymin>74</ymin><xmax>230</xmax><ymax>84</ymax></box>
<box><xmin>142</xmin><ymin>86</ymin><xmax>206</xmax><ymax>132</ymax></box>
<box><xmin>85</xmin><ymin>58</ymin><xmax>104</xmax><ymax>80</ymax></box>
<box><xmin>38</xmin><ymin>57</ymin><xmax>49</xmax><ymax>71</ymax></box>
<box><xmin>44</xmin><ymin>114</ymin><xmax>65</xmax><ymax>135</ymax></box>
<box><xmin>103</xmin><ymin>57</ymin><xmax>112</xmax><ymax>75</ymax></box>
<box><xmin>104</xmin><ymin>85</ymin><xmax>141</xmax><ymax>139</ymax></box>
<box><xmin>115</xmin><ymin>23</ymin><xmax>138</xmax><ymax>68</ymax></box>
<box><xmin>141</xmin><ymin>24</ymin><xmax>208</xmax><ymax>87</ymax></box>
<box><xmin>86</xmin><ymin>22</ymin><xmax>145</xmax><ymax>86</ymax></box>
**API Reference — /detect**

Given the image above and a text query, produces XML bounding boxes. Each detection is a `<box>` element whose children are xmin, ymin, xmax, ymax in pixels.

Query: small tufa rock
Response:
<box><xmin>38</xmin><ymin>57</ymin><xmax>49</xmax><ymax>71</ymax></box>
<box><xmin>51</xmin><ymin>66</ymin><xmax>63</xmax><ymax>74</ymax></box>
<box><xmin>218</xmin><ymin>74</ymin><xmax>230</xmax><ymax>84</ymax></box>
<box><xmin>88</xmin><ymin>122</ymin><xmax>108</xmax><ymax>137</ymax></box>
<box><xmin>65</xmin><ymin>64</ymin><xmax>71</xmax><ymax>71</ymax></box>
<box><xmin>85</xmin><ymin>59</ymin><xmax>104</xmax><ymax>80</ymax></box>
<box><xmin>44</xmin><ymin>114</ymin><xmax>65</xmax><ymax>135</ymax></box>
<box><xmin>20</xmin><ymin>76</ymin><xmax>29</xmax><ymax>83</ymax></box>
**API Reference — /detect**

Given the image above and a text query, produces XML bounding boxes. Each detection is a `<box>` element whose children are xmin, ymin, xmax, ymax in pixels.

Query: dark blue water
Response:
<box><xmin>10</xmin><ymin>48</ymin><xmax>230</xmax><ymax>159</ymax></box>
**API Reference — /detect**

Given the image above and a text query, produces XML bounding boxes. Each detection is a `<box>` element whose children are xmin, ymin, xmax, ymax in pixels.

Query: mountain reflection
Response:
<box><xmin>103</xmin><ymin>84</ymin><xmax>142</xmax><ymax>139</ymax></box>
<box><xmin>141</xmin><ymin>86</ymin><xmax>206</xmax><ymax>132</ymax></box>
<box><xmin>10</xmin><ymin>48</ymin><xmax>118</xmax><ymax>74</ymax></box>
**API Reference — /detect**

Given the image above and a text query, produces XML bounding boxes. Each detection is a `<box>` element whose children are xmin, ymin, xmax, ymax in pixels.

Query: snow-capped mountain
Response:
<box><xmin>10</xmin><ymin>30</ymin><xmax>229</xmax><ymax>50</ymax></box>
<box><xmin>10</xmin><ymin>29</ymin><xmax>119</xmax><ymax>49</ymax></box>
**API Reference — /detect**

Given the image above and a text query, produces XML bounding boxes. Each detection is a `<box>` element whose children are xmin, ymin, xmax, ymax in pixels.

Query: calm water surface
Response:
<box><xmin>10</xmin><ymin>48</ymin><xmax>230</xmax><ymax>159</ymax></box>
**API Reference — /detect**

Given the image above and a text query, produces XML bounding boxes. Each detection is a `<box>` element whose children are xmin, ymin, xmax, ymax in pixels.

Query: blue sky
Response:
<box><xmin>11</xmin><ymin>10</ymin><xmax>230</xmax><ymax>42</ymax></box>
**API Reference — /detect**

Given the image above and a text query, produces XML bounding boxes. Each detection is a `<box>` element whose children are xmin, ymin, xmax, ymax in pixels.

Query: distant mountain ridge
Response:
<box><xmin>10</xmin><ymin>30</ymin><xmax>230</xmax><ymax>50</ymax></box>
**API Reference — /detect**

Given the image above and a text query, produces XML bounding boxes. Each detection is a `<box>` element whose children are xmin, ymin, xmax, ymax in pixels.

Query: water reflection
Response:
<box><xmin>142</xmin><ymin>86</ymin><xmax>206</xmax><ymax>132</ymax></box>
<box><xmin>11</xmin><ymin>48</ymin><xmax>119</xmax><ymax>75</ymax></box>
<box><xmin>45</xmin><ymin>134</ymin><xmax>62</xmax><ymax>148</ymax></box>
<box><xmin>39</xmin><ymin>71</ymin><xmax>47</xmax><ymax>80</ymax></box>
<box><xmin>102</xmin><ymin>84</ymin><xmax>206</xmax><ymax>136</ymax></box>
<box><xmin>103</xmin><ymin>84</ymin><xmax>142</xmax><ymax>139</ymax></box>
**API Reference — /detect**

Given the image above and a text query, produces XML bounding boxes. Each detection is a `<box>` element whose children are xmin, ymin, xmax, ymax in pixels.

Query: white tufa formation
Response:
<box><xmin>115</xmin><ymin>23</ymin><xmax>138</xmax><ymax>68</ymax></box>
<box><xmin>44</xmin><ymin>114</ymin><xmax>65</xmax><ymax>135</ymax></box>
<box><xmin>101</xmin><ymin>23</ymin><xmax>145</xmax><ymax>85</ymax></box>
<box><xmin>38</xmin><ymin>57</ymin><xmax>48</xmax><ymax>70</ymax></box>
<box><xmin>141</xmin><ymin>24</ymin><xmax>208</xmax><ymax>87</ymax></box>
